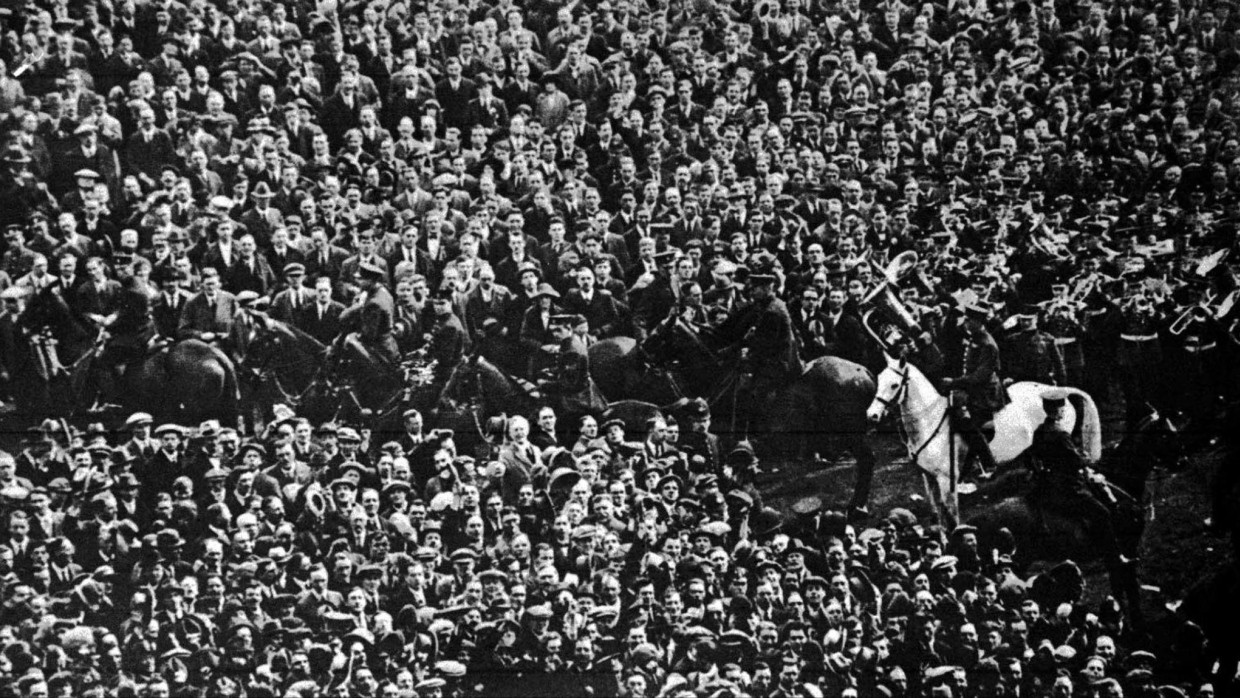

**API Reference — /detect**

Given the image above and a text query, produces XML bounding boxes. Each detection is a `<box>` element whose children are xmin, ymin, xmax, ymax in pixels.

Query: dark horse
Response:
<box><xmin>21</xmin><ymin>285</ymin><xmax>238</xmax><ymax>424</ymax></box>
<box><xmin>641</xmin><ymin>313</ymin><xmax>878</xmax><ymax>511</ymax></box>
<box><xmin>434</xmin><ymin>353</ymin><xmax>663</xmax><ymax>455</ymax></box>
<box><xmin>588</xmin><ymin>336</ymin><xmax>684</xmax><ymax>405</ymax></box>
<box><xmin>965</xmin><ymin>406</ymin><xmax>1186</xmax><ymax>623</ymax></box>
<box><xmin>233</xmin><ymin>314</ymin><xmax>345</xmax><ymax>427</ymax></box>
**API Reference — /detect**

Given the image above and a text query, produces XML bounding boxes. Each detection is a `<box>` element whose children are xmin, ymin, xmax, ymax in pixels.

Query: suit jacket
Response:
<box><xmin>177</xmin><ymin>291</ymin><xmax>239</xmax><ymax>342</ymax></box>
<box><xmin>253</xmin><ymin>462</ymin><xmax>314</xmax><ymax>499</ymax></box>
<box><xmin>465</xmin><ymin>96</ymin><xmax>509</xmax><ymax>132</ymax></box>
<box><xmin>819</xmin><ymin>311</ymin><xmax>868</xmax><ymax>367</ymax></box>
<box><xmin>297</xmin><ymin>300</ymin><xmax>345</xmax><ymax>344</ymax></box>
<box><xmin>386</xmin><ymin>245</ymin><xmax>436</xmax><ymax>284</ymax></box>
<box><xmin>464</xmin><ymin>284</ymin><xmax>514</xmax><ymax>339</ymax></box>
<box><xmin>227</xmin><ymin>256</ymin><xmax>276</xmax><ymax>295</ymax></box>
<box><xmin>73</xmin><ymin>279</ymin><xmax>121</xmax><ymax>319</ymax></box>
<box><xmin>304</xmin><ymin>245</ymin><xmax>351</xmax><ymax>283</ymax></box>
<box><xmin>153</xmin><ymin>289</ymin><xmax>193</xmax><ymax>338</ymax></box>
<box><xmin>265</xmin><ymin>246</ymin><xmax>305</xmax><ymax>280</ymax></box>
<box><xmin>125</xmin><ymin>128</ymin><xmax>177</xmax><ymax>180</ymax></box>
<box><xmin>321</xmin><ymin>93</ymin><xmax>365</xmax><ymax>148</ymax></box>
<box><xmin>434</xmin><ymin>77</ymin><xmax>478</xmax><ymax>130</ymax></box>
<box><xmin>200</xmin><ymin>242</ymin><xmax>240</xmax><ymax>276</ymax></box>
<box><xmin>519</xmin><ymin>305</ymin><xmax>556</xmax><ymax>355</ymax></box>
<box><xmin>499</xmin><ymin>441</ymin><xmax>544</xmax><ymax>503</ymax></box>
<box><xmin>270</xmin><ymin>285</ymin><xmax>315</xmax><ymax>323</ymax></box>
<box><xmin>562</xmin><ymin>289</ymin><xmax>622</xmax><ymax>338</ymax></box>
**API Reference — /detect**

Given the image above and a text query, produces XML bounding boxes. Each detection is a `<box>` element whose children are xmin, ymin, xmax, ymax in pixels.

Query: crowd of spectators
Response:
<box><xmin>0</xmin><ymin>0</ymin><xmax>1236</xmax><ymax>696</ymax></box>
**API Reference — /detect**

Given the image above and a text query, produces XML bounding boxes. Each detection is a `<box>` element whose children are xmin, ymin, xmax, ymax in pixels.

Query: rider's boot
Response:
<box><xmin>959</xmin><ymin>428</ymin><xmax>998</xmax><ymax>484</ymax></box>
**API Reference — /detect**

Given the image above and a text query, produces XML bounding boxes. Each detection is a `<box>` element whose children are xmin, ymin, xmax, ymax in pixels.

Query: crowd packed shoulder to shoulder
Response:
<box><xmin>0</xmin><ymin>0</ymin><xmax>1236</xmax><ymax>696</ymax></box>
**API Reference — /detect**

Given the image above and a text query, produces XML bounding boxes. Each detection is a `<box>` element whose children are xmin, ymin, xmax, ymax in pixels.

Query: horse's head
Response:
<box><xmin>243</xmin><ymin>314</ymin><xmax>324</xmax><ymax>372</ymax></box>
<box><xmin>22</xmin><ymin>285</ymin><xmax>79</xmax><ymax>337</ymax></box>
<box><xmin>867</xmin><ymin>354</ymin><xmax>910</xmax><ymax>423</ymax></box>
<box><xmin>642</xmin><ymin>312</ymin><xmax>718</xmax><ymax>367</ymax></box>
<box><xmin>438</xmin><ymin>353</ymin><xmax>482</xmax><ymax>412</ymax></box>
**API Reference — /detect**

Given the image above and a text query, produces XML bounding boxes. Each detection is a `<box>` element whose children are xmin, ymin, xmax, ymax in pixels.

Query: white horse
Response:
<box><xmin>866</xmin><ymin>354</ymin><xmax>1101</xmax><ymax>525</ymax></box>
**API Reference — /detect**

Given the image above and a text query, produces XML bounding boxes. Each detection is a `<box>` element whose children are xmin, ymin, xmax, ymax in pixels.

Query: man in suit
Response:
<box><xmin>385</xmin><ymin>226</ymin><xmax>435</xmax><ymax>285</ymax></box>
<box><xmin>177</xmin><ymin>268</ymin><xmax>238</xmax><ymax>348</ymax></box>
<box><xmin>151</xmin><ymin>266</ymin><xmax>192</xmax><ymax>339</ymax></box>
<box><xmin>562</xmin><ymin>265</ymin><xmax>622</xmax><ymax>339</ymax></box>
<box><xmin>941</xmin><ymin>304</ymin><xmax>1006</xmax><ymax>481</ymax></box>
<box><xmin>337</xmin><ymin>230</ymin><xmax>389</xmax><ymax>302</ymax></box>
<box><xmin>227</xmin><ymin>234</ymin><xmax>275</xmax><ymax>296</ymax></box>
<box><xmin>294</xmin><ymin>276</ymin><xmax>343</xmax><ymax>345</ymax></box>
<box><xmin>125</xmin><ymin>105</ymin><xmax>176</xmax><ymax>189</ymax></box>
<box><xmin>499</xmin><ymin>415</ymin><xmax>544</xmax><ymax>503</ymax></box>
<box><xmin>435</xmin><ymin>57</ymin><xmax>477</xmax><ymax>133</ymax></box>
<box><xmin>73</xmin><ymin>256</ymin><xmax>121</xmax><ymax>324</ymax></box>
<box><xmin>303</xmin><ymin>226</ymin><xmax>350</xmax><ymax>284</ymax></box>
<box><xmin>321</xmin><ymin>72</ymin><xmax>366</xmax><ymax>149</ymax></box>
<box><xmin>269</xmin><ymin>263</ymin><xmax>314</xmax><ymax>324</ymax></box>
<box><xmin>199</xmin><ymin>219</ymin><xmax>240</xmax><ymax>277</ymax></box>
<box><xmin>465</xmin><ymin>73</ymin><xmax>509</xmax><ymax>133</ymax></box>
<box><xmin>252</xmin><ymin>441</ymin><xmax>313</xmax><ymax>499</ymax></box>
<box><xmin>464</xmin><ymin>265</ymin><xmax>514</xmax><ymax>341</ymax></box>
<box><xmin>818</xmin><ymin>286</ymin><xmax>868</xmax><ymax>366</ymax></box>
<box><xmin>237</xmin><ymin>182</ymin><xmax>284</xmax><ymax>249</ymax></box>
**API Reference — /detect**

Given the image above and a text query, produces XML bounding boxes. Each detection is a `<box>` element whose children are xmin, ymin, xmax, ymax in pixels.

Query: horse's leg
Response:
<box><xmin>846</xmin><ymin>432</ymin><xmax>876</xmax><ymax>516</ymax></box>
<box><xmin>921</xmin><ymin>470</ymin><xmax>942</xmax><ymax>524</ymax></box>
<box><xmin>938</xmin><ymin>471</ymin><xmax>960</xmax><ymax>530</ymax></box>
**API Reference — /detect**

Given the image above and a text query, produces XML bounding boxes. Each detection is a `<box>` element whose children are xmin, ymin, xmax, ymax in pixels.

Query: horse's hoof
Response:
<box><xmin>848</xmin><ymin>506</ymin><xmax>870</xmax><ymax>522</ymax></box>
<box><xmin>958</xmin><ymin>482</ymin><xmax>979</xmax><ymax>495</ymax></box>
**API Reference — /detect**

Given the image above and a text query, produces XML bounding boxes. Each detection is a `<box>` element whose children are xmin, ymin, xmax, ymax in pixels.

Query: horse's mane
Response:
<box><xmin>441</xmin><ymin>353</ymin><xmax>538</xmax><ymax>411</ymax></box>
<box><xmin>22</xmin><ymin>285</ymin><xmax>94</xmax><ymax>362</ymax></box>
<box><xmin>268</xmin><ymin>317</ymin><xmax>327</xmax><ymax>353</ymax></box>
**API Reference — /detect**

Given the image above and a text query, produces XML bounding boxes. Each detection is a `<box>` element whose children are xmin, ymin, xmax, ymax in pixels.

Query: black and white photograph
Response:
<box><xmin>0</xmin><ymin>0</ymin><xmax>1235</xmax><ymax>696</ymax></box>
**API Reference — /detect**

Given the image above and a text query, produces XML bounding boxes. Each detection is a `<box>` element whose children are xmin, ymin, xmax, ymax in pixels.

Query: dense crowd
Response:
<box><xmin>0</xmin><ymin>0</ymin><xmax>1236</xmax><ymax>696</ymax></box>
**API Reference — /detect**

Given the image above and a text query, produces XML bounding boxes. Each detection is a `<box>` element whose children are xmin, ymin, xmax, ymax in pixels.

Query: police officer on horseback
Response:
<box><xmin>96</xmin><ymin>253</ymin><xmax>155</xmax><ymax>405</ymax></box>
<box><xmin>339</xmin><ymin>261</ymin><xmax>399</xmax><ymax>368</ymax></box>
<box><xmin>716</xmin><ymin>272</ymin><xmax>801</xmax><ymax>444</ymax></box>
<box><xmin>1028</xmin><ymin>388</ymin><xmax>1127</xmax><ymax>569</ymax></box>
<box><xmin>941</xmin><ymin>303</ymin><xmax>1004</xmax><ymax>482</ymax></box>
<box><xmin>538</xmin><ymin>314</ymin><xmax>605</xmax><ymax>418</ymax></box>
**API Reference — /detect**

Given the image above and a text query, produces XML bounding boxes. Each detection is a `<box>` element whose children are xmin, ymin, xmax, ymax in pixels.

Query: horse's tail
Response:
<box><xmin>219</xmin><ymin>349</ymin><xmax>241</xmax><ymax>418</ymax></box>
<box><xmin>1065</xmin><ymin>388</ymin><xmax>1102</xmax><ymax>462</ymax></box>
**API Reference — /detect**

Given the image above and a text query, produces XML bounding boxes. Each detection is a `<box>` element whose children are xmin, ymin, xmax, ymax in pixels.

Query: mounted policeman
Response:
<box><xmin>714</xmin><ymin>272</ymin><xmax>802</xmax><ymax>445</ymax></box>
<box><xmin>941</xmin><ymin>303</ymin><xmax>1007</xmax><ymax>483</ymax></box>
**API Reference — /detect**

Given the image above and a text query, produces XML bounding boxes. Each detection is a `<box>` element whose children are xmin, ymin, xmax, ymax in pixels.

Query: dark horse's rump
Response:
<box><xmin>130</xmin><ymin>340</ymin><xmax>239</xmax><ymax>423</ymax></box>
<box><xmin>18</xmin><ymin>285</ymin><xmax>239</xmax><ymax>423</ymax></box>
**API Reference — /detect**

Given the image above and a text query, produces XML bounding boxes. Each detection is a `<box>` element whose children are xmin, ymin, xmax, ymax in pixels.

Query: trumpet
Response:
<box><xmin>1168</xmin><ymin>291</ymin><xmax>1217</xmax><ymax>335</ymax></box>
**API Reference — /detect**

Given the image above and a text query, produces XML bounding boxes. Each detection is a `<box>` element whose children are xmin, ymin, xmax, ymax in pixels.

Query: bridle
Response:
<box><xmin>871</xmin><ymin>365</ymin><xmax>911</xmax><ymax>416</ymax></box>
<box><xmin>873</xmin><ymin>363</ymin><xmax>951</xmax><ymax>468</ymax></box>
